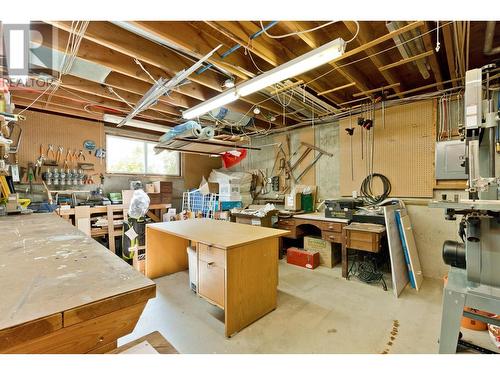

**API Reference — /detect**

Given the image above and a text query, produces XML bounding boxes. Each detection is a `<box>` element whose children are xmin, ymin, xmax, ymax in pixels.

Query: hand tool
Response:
<box><xmin>46</xmin><ymin>144</ymin><xmax>56</xmax><ymax>159</ymax></box>
<box><xmin>56</xmin><ymin>145</ymin><xmax>64</xmax><ymax>164</ymax></box>
<box><xmin>63</xmin><ymin>149</ymin><xmax>71</xmax><ymax>169</ymax></box>
<box><xmin>76</xmin><ymin>149</ymin><xmax>85</xmax><ymax>161</ymax></box>
<box><xmin>35</xmin><ymin>144</ymin><xmax>45</xmax><ymax>178</ymax></box>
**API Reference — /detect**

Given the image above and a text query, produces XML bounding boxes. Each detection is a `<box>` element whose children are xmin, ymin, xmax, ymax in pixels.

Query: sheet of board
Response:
<box><xmin>383</xmin><ymin>205</ymin><xmax>409</xmax><ymax>298</ymax></box>
<box><xmin>396</xmin><ymin>210</ymin><xmax>423</xmax><ymax>291</ymax></box>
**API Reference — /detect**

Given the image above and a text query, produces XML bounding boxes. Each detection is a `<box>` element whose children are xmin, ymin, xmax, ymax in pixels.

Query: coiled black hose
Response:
<box><xmin>360</xmin><ymin>173</ymin><xmax>391</xmax><ymax>205</ymax></box>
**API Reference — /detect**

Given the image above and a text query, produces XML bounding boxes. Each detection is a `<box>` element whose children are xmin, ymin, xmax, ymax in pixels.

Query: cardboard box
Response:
<box><xmin>284</xmin><ymin>192</ymin><xmax>301</xmax><ymax>211</ymax></box>
<box><xmin>153</xmin><ymin>181</ymin><xmax>173</xmax><ymax>193</ymax></box>
<box><xmin>304</xmin><ymin>236</ymin><xmax>340</xmax><ymax>268</ymax></box>
<box><xmin>286</xmin><ymin>247</ymin><xmax>319</xmax><ymax>269</ymax></box>
<box><xmin>219</xmin><ymin>182</ymin><xmax>240</xmax><ymax>196</ymax></box>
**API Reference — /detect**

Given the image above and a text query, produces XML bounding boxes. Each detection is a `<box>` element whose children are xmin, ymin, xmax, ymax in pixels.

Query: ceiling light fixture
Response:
<box><xmin>182</xmin><ymin>88</ymin><xmax>239</xmax><ymax>120</ymax></box>
<box><xmin>182</xmin><ymin>38</ymin><xmax>346</xmax><ymax>120</ymax></box>
<box><xmin>223</xmin><ymin>78</ymin><xmax>235</xmax><ymax>88</ymax></box>
<box><xmin>103</xmin><ymin>114</ymin><xmax>170</xmax><ymax>133</ymax></box>
<box><xmin>253</xmin><ymin>107</ymin><xmax>261</xmax><ymax>115</ymax></box>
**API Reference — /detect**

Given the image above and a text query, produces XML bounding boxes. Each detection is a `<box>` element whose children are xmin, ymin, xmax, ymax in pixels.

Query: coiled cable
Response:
<box><xmin>360</xmin><ymin>173</ymin><xmax>391</xmax><ymax>206</ymax></box>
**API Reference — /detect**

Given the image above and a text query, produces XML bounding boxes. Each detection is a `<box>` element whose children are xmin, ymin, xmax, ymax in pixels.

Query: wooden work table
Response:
<box><xmin>146</xmin><ymin>219</ymin><xmax>289</xmax><ymax>337</ymax></box>
<box><xmin>0</xmin><ymin>213</ymin><xmax>155</xmax><ymax>354</ymax></box>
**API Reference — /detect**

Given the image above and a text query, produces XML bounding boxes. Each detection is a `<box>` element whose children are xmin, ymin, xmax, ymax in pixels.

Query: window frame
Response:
<box><xmin>105</xmin><ymin>134</ymin><xmax>182</xmax><ymax>177</ymax></box>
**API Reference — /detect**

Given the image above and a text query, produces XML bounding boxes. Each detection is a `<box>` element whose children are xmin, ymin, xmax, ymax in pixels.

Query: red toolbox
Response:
<box><xmin>286</xmin><ymin>247</ymin><xmax>319</xmax><ymax>269</ymax></box>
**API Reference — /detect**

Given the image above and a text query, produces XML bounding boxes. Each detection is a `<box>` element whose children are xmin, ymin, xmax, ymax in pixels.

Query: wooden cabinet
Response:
<box><xmin>197</xmin><ymin>244</ymin><xmax>225</xmax><ymax>308</ymax></box>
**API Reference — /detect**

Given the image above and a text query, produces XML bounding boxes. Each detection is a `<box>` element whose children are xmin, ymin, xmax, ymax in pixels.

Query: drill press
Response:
<box><xmin>430</xmin><ymin>64</ymin><xmax>500</xmax><ymax>353</ymax></box>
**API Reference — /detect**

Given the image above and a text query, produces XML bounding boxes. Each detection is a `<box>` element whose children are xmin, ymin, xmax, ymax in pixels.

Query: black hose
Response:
<box><xmin>360</xmin><ymin>173</ymin><xmax>391</xmax><ymax>205</ymax></box>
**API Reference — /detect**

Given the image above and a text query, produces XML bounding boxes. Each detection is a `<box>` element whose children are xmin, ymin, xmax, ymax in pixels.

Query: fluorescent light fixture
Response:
<box><xmin>103</xmin><ymin>114</ymin><xmax>170</xmax><ymax>133</ymax></box>
<box><xmin>181</xmin><ymin>38</ymin><xmax>345</xmax><ymax>119</ymax></box>
<box><xmin>182</xmin><ymin>88</ymin><xmax>239</xmax><ymax>120</ymax></box>
<box><xmin>238</xmin><ymin>38</ymin><xmax>345</xmax><ymax>96</ymax></box>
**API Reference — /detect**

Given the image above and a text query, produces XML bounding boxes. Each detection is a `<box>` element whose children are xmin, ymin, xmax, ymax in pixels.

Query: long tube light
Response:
<box><xmin>103</xmin><ymin>114</ymin><xmax>170</xmax><ymax>133</ymax></box>
<box><xmin>182</xmin><ymin>38</ymin><xmax>346</xmax><ymax>120</ymax></box>
<box><xmin>182</xmin><ymin>88</ymin><xmax>239</xmax><ymax>120</ymax></box>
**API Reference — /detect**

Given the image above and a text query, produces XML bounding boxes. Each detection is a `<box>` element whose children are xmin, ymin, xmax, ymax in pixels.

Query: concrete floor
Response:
<box><xmin>120</xmin><ymin>260</ymin><xmax>496</xmax><ymax>354</ymax></box>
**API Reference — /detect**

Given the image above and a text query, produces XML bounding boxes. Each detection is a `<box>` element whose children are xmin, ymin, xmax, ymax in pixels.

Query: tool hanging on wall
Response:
<box><xmin>56</xmin><ymin>145</ymin><xmax>64</xmax><ymax>164</ymax></box>
<box><xmin>289</xmin><ymin>142</ymin><xmax>333</xmax><ymax>183</ymax></box>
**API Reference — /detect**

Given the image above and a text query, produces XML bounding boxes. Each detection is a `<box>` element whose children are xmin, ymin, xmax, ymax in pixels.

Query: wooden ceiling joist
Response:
<box><xmin>318</xmin><ymin>82</ymin><xmax>356</xmax><ymax>96</ymax></box>
<box><xmin>45</xmin><ymin>22</ymin><xmax>294</xmax><ymax>126</ymax></box>
<box><xmin>343</xmin><ymin>21</ymin><xmax>404</xmax><ymax>99</ymax></box>
<box><xmin>378</xmin><ymin>50</ymin><xmax>434</xmax><ymax>71</ymax></box>
<box><xmin>34</xmin><ymin>24</ymin><xmax>291</xmax><ymax>127</ymax></box>
<box><xmin>353</xmin><ymin>83</ymin><xmax>401</xmax><ymax>98</ymax></box>
<box><xmin>442</xmin><ymin>22</ymin><xmax>458</xmax><ymax>87</ymax></box>
<box><xmin>420</xmin><ymin>22</ymin><xmax>444</xmax><ymax>89</ymax></box>
<box><xmin>128</xmin><ymin>21</ymin><xmax>257</xmax><ymax>80</ymax></box>
<box><xmin>279</xmin><ymin>21</ymin><xmax>372</xmax><ymax>96</ymax></box>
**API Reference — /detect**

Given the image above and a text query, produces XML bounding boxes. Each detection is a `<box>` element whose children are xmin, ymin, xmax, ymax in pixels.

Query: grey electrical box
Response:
<box><xmin>435</xmin><ymin>140</ymin><xmax>467</xmax><ymax>180</ymax></box>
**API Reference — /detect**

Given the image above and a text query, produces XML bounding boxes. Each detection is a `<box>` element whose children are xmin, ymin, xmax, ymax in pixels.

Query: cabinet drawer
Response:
<box><xmin>322</xmin><ymin>230</ymin><xmax>342</xmax><ymax>243</ymax></box>
<box><xmin>198</xmin><ymin>243</ymin><xmax>226</xmax><ymax>267</ymax></box>
<box><xmin>198</xmin><ymin>259</ymin><xmax>225</xmax><ymax>308</ymax></box>
<box><xmin>319</xmin><ymin>221</ymin><xmax>342</xmax><ymax>232</ymax></box>
<box><xmin>348</xmin><ymin>230</ymin><xmax>378</xmax><ymax>242</ymax></box>
<box><xmin>278</xmin><ymin>218</ymin><xmax>296</xmax><ymax>226</ymax></box>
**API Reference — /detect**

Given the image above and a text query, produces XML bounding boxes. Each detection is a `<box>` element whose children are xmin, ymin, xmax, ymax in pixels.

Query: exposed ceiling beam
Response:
<box><xmin>46</xmin><ymin>21</ymin><xmax>224</xmax><ymax>92</ymax></box>
<box><xmin>420</xmin><ymin>22</ymin><xmax>444</xmax><ymax>90</ymax></box>
<box><xmin>204</xmin><ymin>21</ymin><xmax>344</xmax><ymax>106</ymax></box>
<box><xmin>442</xmin><ymin>22</ymin><xmax>458</xmax><ymax>87</ymax></box>
<box><xmin>33</xmin><ymin>24</ymin><xmax>292</xmax><ymax>126</ymax></box>
<box><xmin>318</xmin><ymin>82</ymin><xmax>356</xmax><ymax>96</ymax></box>
<box><xmin>127</xmin><ymin>21</ymin><xmax>256</xmax><ymax>80</ymax></box>
<box><xmin>14</xmin><ymin>98</ymin><xmax>102</xmax><ymax>121</ymax></box>
<box><xmin>378</xmin><ymin>50</ymin><xmax>434</xmax><ymax>71</ymax></box>
<box><xmin>279</xmin><ymin>21</ymin><xmax>372</xmax><ymax>97</ymax></box>
<box><xmin>12</xmin><ymin>91</ymin><xmax>174</xmax><ymax>124</ymax></box>
<box><xmin>343</xmin><ymin>21</ymin><xmax>404</xmax><ymax>98</ymax></box>
<box><xmin>353</xmin><ymin>83</ymin><xmax>400</xmax><ymax>98</ymax></box>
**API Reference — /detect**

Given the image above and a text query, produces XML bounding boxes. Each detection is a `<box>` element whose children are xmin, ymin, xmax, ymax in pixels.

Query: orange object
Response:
<box><xmin>443</xmin><ymin>275</ymin><xmax>489</xmax><ymax>331</ymax></box>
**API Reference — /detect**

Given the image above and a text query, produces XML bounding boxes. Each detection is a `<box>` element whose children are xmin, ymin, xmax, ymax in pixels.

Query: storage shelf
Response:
<box><xmin>155</xmin><ymin>136</ymin><xmax>260</xmax><ymax>156</ymax></box>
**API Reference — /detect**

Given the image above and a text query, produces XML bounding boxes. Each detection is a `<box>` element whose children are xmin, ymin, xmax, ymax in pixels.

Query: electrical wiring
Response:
<box><xmin>17</xmin><ymin>81</ymin><xmax>59</xmax><ymax>115</ymax></box>
<box><xmin>134</xmin><ymin>58</ymin><xmax>158</xmax><ymax>84</ymax></box>
<box><xmin>360</xmin><ymin>173</ymin><xmax>391</xmax><ymax>206</ymax></box>
<box><xmin>107</xmin><ymin>86</ymin><xmax>135</xmax><ymax>109</ymax></box>
<box><xmin>259</xmin><ymin>21</ymin><xmax>336</xmax><ymax>39</ymax></box>
<box><xmin>45</xmin><ymin>21</ymin><xmax>89</xmax><ymax>107</ymax></box>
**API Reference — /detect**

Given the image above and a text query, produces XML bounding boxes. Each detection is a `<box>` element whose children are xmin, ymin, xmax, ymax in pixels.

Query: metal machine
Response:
<box><xmin>430</xmin><ymin>64</ymin><xmax>500</xmax><ymax>353</ymax></box>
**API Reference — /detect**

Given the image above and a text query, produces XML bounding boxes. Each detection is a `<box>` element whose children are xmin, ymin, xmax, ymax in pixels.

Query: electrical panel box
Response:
<box><xmin>435</xmin><ymin>140</ymin><xmax>467</xmax><ymax>180</ymax></box>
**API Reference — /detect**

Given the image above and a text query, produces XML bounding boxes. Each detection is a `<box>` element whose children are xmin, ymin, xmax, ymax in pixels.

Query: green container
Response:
<box><xmin>301</xmin><ymin>193</ymin><xmax>314</xmax><ymax>213</ymax></box>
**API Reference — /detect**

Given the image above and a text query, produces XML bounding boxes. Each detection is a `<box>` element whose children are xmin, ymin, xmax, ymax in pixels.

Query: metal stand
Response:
<box><xmin>439</xmin><ymin>267</ymin><xmax>500</xmax><ymax>353</ymax></box>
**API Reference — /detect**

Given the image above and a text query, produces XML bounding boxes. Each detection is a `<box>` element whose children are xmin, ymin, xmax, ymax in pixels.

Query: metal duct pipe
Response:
<box><xmin>484</xmin><ymin>21</ymin><xmax>500</xmax><ymax>56</ymax></box>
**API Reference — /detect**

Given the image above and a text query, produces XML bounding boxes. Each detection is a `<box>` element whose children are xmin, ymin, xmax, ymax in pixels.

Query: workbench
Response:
<box><xmin>277</xmin><ymin>212</ymin><xmax>385</xmax><ymax>278</ymax></box>
<box><xmin>145</xmin><ymin>219</ymin><xmax>289</xmax><ymax>337</ymax></box>
<box><xmin>0</xmin><ymin>213</ymin><xmax>156</xmax><ymax>353</ymax></box>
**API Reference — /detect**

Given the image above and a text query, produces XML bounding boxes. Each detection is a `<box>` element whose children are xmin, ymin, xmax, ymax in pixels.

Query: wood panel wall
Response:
<box><xmin>15</xmin><ymin>109</ymin><xmax>106</xmax><ymax>175</ymax></box>
<box><xmin>339</xmin><ymin>100</ymin><xmax>435</xmax><ymax>198</ymax></box>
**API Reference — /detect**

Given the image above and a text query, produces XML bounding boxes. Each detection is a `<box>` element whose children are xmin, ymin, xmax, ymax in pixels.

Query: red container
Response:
<box><xmin>286</xmin><ymin>247</ymin><xmax>319</xmax><ymax>269</ymax></box>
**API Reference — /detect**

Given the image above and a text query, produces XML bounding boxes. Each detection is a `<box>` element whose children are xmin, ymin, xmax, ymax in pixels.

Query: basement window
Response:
<box><xmin>106</xmin><ymin>134</ymin><xmax>180</xmax><ymax>176</ymax></box>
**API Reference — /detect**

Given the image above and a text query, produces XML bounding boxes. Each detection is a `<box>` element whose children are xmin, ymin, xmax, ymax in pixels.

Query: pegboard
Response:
<box><xmin>339</xmin><ymin>100</ymin><xmax>435</xmax><ymax>198</ymax></box>
<box><xmin>14</xmin><ymin>110</ymin><xmax>105</xmax><ymax>175</ymax></box>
